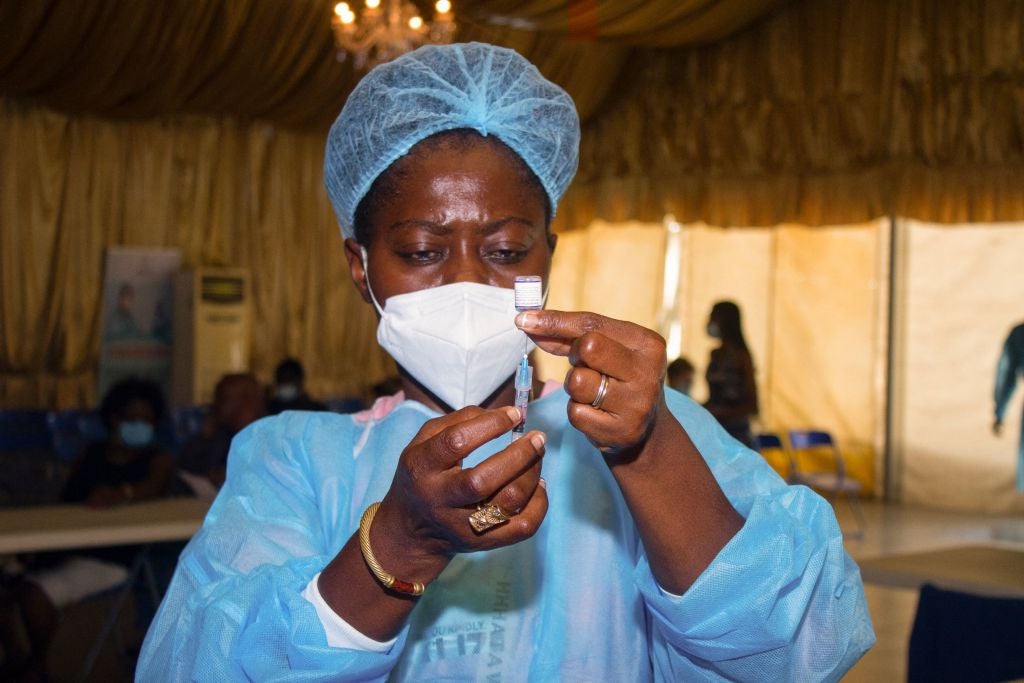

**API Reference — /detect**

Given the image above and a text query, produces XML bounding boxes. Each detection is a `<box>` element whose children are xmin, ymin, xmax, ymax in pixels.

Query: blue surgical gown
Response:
<box><xmin>995</xmin><ymin>323</ymin><xmax>1024</xmax><ymax>491</ymax></box>
<box><xmin>138</xmin><ymin>388</ymin><xmax>874</xmax><ymax>681</ymax></box>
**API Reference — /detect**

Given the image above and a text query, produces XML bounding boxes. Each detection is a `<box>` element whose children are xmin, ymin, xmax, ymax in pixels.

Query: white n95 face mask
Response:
<box><xmin>361</xmin><ymin>252</ymin><xmax>533</xmax><ymax>409</ymax></box>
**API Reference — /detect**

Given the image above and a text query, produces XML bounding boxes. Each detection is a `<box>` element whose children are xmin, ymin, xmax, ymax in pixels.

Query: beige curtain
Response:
<box><xmin>4</xmin><ymin>0</ymin><xmax>1024</xmax><ymax>406</ymax></box>
<box><xmin>535</xmin><ymin>221</ymin><xmax>666</xmax><ymax>384</ymax></box>
<box><xmin>0</xmin><ymin>1</ymin><xmax>782</xmax><ymax>127</ymax></box>
<box><xmin>674</xmin><ymin>222</ymin><xmax>888</xmax><ymax>492</ymax></box>
<box><xmin>0</xmin><ymin>0</ymin><xmax>354</xmax><ymax>128</ymax></box>
<box><xmin>765</xmin><ymin>224</ymin><xmax>889</xmax><ymax>492</ymax></box>
<box><xmin>545</xmin><ymin>219</ymin><xmax>888</xmax><ymax>492</ymax></box>
<box><xmin>895</xmin><ymin>220</ymin><xmax>1024</xmax><ymax>514</ymax></box>
<box><xmin>0</xmin><ymin>100</ymin><xmax>393</xmax><ymax>408</ymax></box>
<box><xmin>2</xmin><ymin>1</ymin><xmax>1022</xmax><ymax>225</ymax></box>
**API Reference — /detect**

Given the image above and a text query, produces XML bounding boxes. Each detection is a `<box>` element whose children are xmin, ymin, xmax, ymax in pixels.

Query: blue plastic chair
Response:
<box><xmin>0</xmin><ymin>410</ymin><xmax>60</xmax><ymax>504</ymax></box>
<box><xmin>47</xmin><ymin>410</ymin><xmax>107</xmax><ymax>462</ymax></box>
<box><xmin>174</xmin><ymin>405</ymin><xmax>208</xmax><ymax>443</ymax></box>
<box><xmin>787</xmin><ymin>429</ymin><xmax>865</xmax><ymax>538</ymax></box>
<box><xmin>754</xmin><ymin>432</ymin><xmax>794</xmax><ymax>481</ymax></box>
<box><xmin>754</xmin><ymin>432</ymin><xmax>784</xmax><ymax>451</ymax></box>
<box><xmin>0</xmin><ymin>410</ymin><xmax>53</xmax><ymax>451</ymax></box>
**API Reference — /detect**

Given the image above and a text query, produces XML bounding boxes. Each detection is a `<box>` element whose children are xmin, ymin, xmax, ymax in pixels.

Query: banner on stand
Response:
<box><xmin>98</xmin><ymin>247</ymin><xmax>182</xmax><ymax>401</ymax></box>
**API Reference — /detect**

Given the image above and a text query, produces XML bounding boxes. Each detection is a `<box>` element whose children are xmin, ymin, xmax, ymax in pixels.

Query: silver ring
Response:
<box><xmin>591</xmin><ymin>373</ymin><xmax>610</xmax><ymax>410</ymax></box>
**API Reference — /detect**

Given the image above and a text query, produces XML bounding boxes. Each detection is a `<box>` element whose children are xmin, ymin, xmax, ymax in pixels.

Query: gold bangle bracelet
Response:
<box><xmin>358</xmin><ymin>501</ymin><xmax>425</xmax><ymax>596</ymax></box>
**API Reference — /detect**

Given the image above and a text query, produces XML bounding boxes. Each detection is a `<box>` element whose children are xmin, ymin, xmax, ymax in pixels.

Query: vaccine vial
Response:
<box><xmin>514</xmin><ymin>275</ymin><xmax>543</xmax><ymax>311</ymax></box>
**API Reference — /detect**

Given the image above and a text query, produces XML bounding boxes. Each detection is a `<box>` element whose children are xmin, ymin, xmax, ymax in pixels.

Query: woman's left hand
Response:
<box><xmin>516</xmin><ymin>309</ymin><xmax>669</xmax><ymax>455</ymax></box>
<box><xmin>518</xmin><ymin>309</ymin><xmax>744</xmax><ymax>593</ymax></box>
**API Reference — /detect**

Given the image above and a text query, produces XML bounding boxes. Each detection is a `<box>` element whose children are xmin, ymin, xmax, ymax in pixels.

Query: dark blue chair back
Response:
<box><xmin>48</xmin><ymin>410</ymin><xmax>106</xmax><ymax>462</ymax></box>
<box><xmin>326</xmin><ymin>397</ymin><xmax>366</xmax><ymax>414</ymax></box>
<box><xmin>0</xmin><ymin>410</ymin><xmax>64</xmax><ymax>506</ymax></box>
<box><xmin>754</xmin><ymin>432</ymin><xmax>784</xmax><ymax>451</ymax></box>
<box><xmin>174</xmin><ymin>406</ymin><xmax>208</xmax><ymax>443</ymax></box>
<box><xmin>787</xmin><ymin>430</ymin><xmax>834</xmax><ymax>450</ymax></box>
<box><xmin>0</xmin><ymin>410</ymin><xmax>53</xmax><ymax>451</ymax></box>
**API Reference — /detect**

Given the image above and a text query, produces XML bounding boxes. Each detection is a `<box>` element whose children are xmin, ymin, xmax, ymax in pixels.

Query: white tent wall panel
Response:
<box><xmin>534</xmin><ymin>222</ymin><xmax>666</xmax><ymax>385</ymax></box>
<box><xmin>897</xmin><ymin>220</ymin><xmax>1024</xmax><ymax>514</ymax></box>
<box><xmin>545</xmin><ymin>219</ymin><xmax>887</xmax><ymax>495</ymax></box>
<box><xmin>540</xmin><ymin>217</ymin><xmax>1024</xmax><ymax>512</ymax></box>
<box><xmin>767</xmin><ymin>224</ymin><xmax>888</xmax><ymax>476</ymax></box>
<box><xmin>678</xmin><ymin>222</ymin><xmax>887</xmax><ymax>493</ymax></box>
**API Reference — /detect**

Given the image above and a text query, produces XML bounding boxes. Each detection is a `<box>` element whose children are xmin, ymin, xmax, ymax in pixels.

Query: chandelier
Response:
<box><xmin>332</xmin><ymin>0</ymin><xmax>456</xmax><ymax>70</ymax></box>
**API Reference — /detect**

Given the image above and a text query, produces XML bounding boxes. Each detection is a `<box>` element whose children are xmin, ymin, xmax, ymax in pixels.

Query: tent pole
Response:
<box><xmin>883</xmin><ymin>215</ymin><xmax>906</xmax><ymax>503</ymax></box>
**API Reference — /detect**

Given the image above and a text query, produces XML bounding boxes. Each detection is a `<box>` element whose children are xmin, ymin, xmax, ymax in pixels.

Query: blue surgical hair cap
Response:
<box><xmin>324</xmin><ymin>42</ymin><xmax>581</xmax><ymax>240</ymax></box>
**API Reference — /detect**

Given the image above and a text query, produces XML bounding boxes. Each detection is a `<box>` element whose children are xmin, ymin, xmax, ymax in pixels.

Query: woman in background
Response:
<box><xmin>705</xmin><ymin>300</ymin><xmax>759</xmax><ymax>448</ymax></box>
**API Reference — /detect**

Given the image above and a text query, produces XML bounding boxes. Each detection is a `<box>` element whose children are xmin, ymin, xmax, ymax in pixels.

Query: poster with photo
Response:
<box><xmin>98</xmin><ymin>247</ymin><xmax>182</xmax><ymax>400</ymax></box>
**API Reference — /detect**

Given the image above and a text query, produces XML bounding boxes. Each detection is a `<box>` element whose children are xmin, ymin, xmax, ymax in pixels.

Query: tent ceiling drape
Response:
<box><xmin>0</xmin><ymin>0</ymin><xmax>790</xmax><ymax>127</ymax></box>
<box><xmin>3</xmin><ymin>0</ymin><xmax>1023</xmax><ymax>226</ymax></box>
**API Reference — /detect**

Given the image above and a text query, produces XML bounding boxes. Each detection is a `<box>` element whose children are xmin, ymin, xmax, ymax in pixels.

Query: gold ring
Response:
<box><xmin>468</xmin><ymin>503</ymin><xmax>513</xmax><ymax>533</ymax></box>
<box><xmin>591</xmin><ymin>373</ymin><xmax>610</xmax><ymax>410</ymax></box>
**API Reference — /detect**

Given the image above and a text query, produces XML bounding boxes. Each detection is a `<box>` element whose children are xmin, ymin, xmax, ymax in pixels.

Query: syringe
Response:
<box><xmin>511</xmin><ymin>353</ymin><xmax>533</xmax><ymax>442</ymax></box>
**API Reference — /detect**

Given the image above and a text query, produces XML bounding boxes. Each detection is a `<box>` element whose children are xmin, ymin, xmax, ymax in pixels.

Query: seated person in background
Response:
<box><xmin>178</xmin><ymin>373</ymin><xmax>266</xmax><ymax>493</ymax></box>
<box><xmin>666</xmin><ymin>356</ymin><xmax>695</xmax><ymax>396</ymax></box>
<box><xmin>267</xmin><ymin>357</ymin><xmax>327</xmax><ymax>414</ymax></box>
<box><xmin>0</xmin><ymin>378</ymin><xmax>173</xmax><ymax>678</ymax></box>
<box><xmin>62</xmin><ymin>377</ymin><xmax>174</xmax><ymax>507</ymax></box>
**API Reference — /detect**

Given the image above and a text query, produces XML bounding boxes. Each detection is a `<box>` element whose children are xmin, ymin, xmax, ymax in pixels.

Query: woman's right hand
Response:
<box><xmin>369</xmin><ymin>405</ymin><xmax>548</xmax><ymax>585</ymax></box>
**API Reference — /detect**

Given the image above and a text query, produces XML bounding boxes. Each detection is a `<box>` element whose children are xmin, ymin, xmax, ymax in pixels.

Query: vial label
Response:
<box><xmin>514</xmin><ymin>275</ymin><xmax>543</xmax><ymax>310</ymax></box>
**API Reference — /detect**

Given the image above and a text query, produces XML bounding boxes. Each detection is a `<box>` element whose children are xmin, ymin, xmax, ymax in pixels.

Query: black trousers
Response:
<box><xmin>908</xmin><ymin>583</ymin><xmax>1024</xmax><ymax>683</ymax></box>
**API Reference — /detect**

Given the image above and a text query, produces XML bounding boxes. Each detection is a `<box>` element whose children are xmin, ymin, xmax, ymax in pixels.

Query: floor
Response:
<box><xmin>833</xmin><ymin>499</ymin><xmax>1024</xmax><ymax>681</ymax></box>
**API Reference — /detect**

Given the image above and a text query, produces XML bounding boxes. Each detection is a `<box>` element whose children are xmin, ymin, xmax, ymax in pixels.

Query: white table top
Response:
<box><xmin>859</xmin><ymin>544</ymin><xmax>1024</xmax><ymax>598</ymax></box>
<box><xmin>0</xmin><ymin>498</ymin><xmax>211</xmax><ymax>554</ymax></box>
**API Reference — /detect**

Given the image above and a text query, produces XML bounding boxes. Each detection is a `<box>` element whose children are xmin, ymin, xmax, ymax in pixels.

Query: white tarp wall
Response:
<box><xmin>537</xmin><ymin>221</ymin><xmax>666</xmax><ymax>388</ymax></box>
<box><xmin>895</xmin><ymin>220</ymin><xmax>1024</xmax><ymax>513</ymax></box>
<box><xmin>542</xmin><ymin>219</ymin><xmax>889</xmax><ymax>494</ymax></box>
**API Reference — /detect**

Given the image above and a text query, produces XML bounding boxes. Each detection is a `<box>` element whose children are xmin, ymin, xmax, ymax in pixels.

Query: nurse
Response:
<box><xmin>138</xmin><ymin>42</ymin><xmax>873</xmax><ymax>681</ymax></box>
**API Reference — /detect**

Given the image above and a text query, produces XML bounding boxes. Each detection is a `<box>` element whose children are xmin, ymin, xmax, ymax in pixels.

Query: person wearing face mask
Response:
<box><xmin>267</xmin><ymin>358</ymin><xmax>328</xmax><ymax>415</ymax></box>
<box><xmin>138</xmin><ymin>43</ymin><xmax>873</xmax><ymax>681</ymax></box>
<box><xmin>1</xmin><ymin>378</ymin><xmax>174</xmax><ymax>679</ymax></box>
<box><xmin>704</xmin><ymin>300</ymin><xmax>759</xmax><ymax>449</ymax></box>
